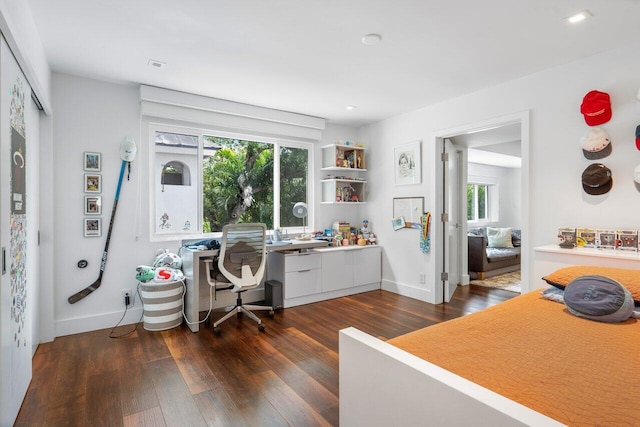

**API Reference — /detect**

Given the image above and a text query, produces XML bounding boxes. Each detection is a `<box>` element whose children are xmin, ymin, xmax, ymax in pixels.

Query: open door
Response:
<box><xmin>442</xmin><ymin>138</ymin><xmax>462</xmax><ymax>302</ymax></box>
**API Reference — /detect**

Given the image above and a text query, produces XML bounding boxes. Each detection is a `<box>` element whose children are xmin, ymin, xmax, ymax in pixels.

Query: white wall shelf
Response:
<box><xmin>321</xmin><ymin>144</ymin><xmax>367</xmax><ymax>203</ymax></box>
<box><xmin>321</xmin><ymin>144</ymin><xmax>366</xmax><ymax>171</ymax></box>
<box><xmin>322</xmin><ymin>179</ymin><xmax>366</xmax><ymax>204</ymax></box>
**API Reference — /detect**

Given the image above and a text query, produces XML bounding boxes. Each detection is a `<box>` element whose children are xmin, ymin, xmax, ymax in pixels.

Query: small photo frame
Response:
<box><xmin>83</xmin><ymin>152</ymin><xmax>101</xmax><ymax>172</ymax></box>
<box><xmin>84</xmin><ymin>195</ymin><xmax>102</xmax><ymax>215</ymax></box>
<box><xmin>84</xmin><ymin>173</ymin><xmax>101</xmax><ymax>193</ymax></box>
<box><xmin>84</xmin><ymin>218</ymin><xmax>101</xmax><ymax>237</ymax></box>
<box><xmin>394</xmin><ymin>141</ymin><xmax>421</xmax><ymax>185</ymax></box>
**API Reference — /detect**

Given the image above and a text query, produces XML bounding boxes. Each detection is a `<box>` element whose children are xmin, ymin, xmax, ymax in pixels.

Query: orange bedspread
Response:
<box><xmin>388</xmin><ymin>290</ymin><xmax>640</xmax><ymax>426</ymax></box>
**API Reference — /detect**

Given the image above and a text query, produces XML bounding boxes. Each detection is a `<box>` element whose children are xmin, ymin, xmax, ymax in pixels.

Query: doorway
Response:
<box><xmin>434</xmin><ymin>112</ymin><xmax>530</xmax><ymax>304</ymax></box>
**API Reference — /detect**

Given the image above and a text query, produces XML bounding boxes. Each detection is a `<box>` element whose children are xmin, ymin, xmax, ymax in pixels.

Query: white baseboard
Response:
<box><xmin>55</xmin><ymin>306</ymin><xmax>145</xmax><ymax>337</ymax></box>
<box><xmin>381</xmin><ymin>280</ymin><xmax>435</xmax><ymax>304</ymax></box>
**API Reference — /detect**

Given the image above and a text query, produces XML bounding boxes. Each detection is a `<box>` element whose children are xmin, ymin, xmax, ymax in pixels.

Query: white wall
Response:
<box><xmin>468</xmin><ymin>162</ymin><xmax>521</xmax><ymax>229</ymax></box>
<box><xmin>358</xmin><ymin>40</ymin><xmax>640</xmax><ymax>301</ymax></box>
<box><xmin>51</xmin><ymin>74</ymin><xmax>157</xmax><ymax>336</ymax></box>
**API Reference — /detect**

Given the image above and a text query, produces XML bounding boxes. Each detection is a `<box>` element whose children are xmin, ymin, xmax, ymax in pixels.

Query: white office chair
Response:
<box><xmin>204</xmin><ymin>223</ymin><xmax>273</xmax><ymax>335</ymax></box>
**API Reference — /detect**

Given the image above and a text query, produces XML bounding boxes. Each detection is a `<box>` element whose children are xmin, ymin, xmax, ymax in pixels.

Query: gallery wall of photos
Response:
<box><xmin>83</xmin><ymin>151</ymin><xmax>102</xmax><ymax>237</ymax></box>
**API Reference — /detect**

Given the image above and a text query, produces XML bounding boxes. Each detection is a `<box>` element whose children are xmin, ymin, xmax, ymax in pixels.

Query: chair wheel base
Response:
<box><xmin>258</xmin><ymin>324</ymin><xmax>265</xmax><ymax>332</ymax></box>
<box><xmin>268</xmin><ymin>310</ymin><xmax>275</xmax><ymax>318</ymax></box>
<box><xmin>213</xmin><ymin>326</ymin><xmax>222</xmax><ymax>335</ymax></box>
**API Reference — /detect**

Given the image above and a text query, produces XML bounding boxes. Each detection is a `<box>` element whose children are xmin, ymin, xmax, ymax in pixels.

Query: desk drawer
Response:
<box><xmin>284</xmin><ymin>252</ymin><xmax>321</xmax><ymax>272</ymax></box>
<box><xmin>285</xmin><ymin>269</ymin><xmax>321</xmax><ymax>299</ymax></box>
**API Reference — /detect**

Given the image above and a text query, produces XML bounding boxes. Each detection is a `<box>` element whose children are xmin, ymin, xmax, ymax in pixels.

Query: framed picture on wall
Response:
<box><xmin>84</xmin><ymin>173</ymin><xmax>101</xmax><ymax>193</ymax></box>
<box><xmin>394</xmin><ymin>141</ymin><xmax>421</xmax><ymax>185</ymax></box>
<box><xmin>83</xmin><ymin>151</ymin><xmax>101</xmax><ymax>172</ymax></box>
<box><xmin>84</xmin><ymin>195</ymin><xmax>102</xmax><ymax>215</ymax></box>
<box><xmin>84</xmin><ymin>218</ymin><xmax>101</xmax><ymax>237</ymax></box>
<box><xmin>393</xmin><ymin>196</ymin><xmax>424</xmax><ymax>226</ymax></box>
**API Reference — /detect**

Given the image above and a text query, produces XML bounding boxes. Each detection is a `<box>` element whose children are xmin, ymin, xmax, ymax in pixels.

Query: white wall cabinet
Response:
<box><xmin>321</xmin><ymin>144</ymin><xmax>367</xmax><ymax>204</ymax></box>
<box><xmin>267</xmin><ymin>246</ymin><xmax>381</xmax><ymax>308</ymax></box>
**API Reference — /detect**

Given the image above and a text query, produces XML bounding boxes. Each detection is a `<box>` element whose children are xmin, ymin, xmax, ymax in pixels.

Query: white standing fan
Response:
<box><xmin>293</xmin><ymin>202</ymin><xmax>309</xmax><ymax>239</ymax></box>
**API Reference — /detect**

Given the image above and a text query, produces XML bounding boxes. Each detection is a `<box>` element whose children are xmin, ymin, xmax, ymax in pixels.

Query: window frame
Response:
<box><xmin>148</xmin><ymin>122</ymin><xmax>314</xmax><ymax>241</ymax></box>
<box><xmin>467</xmin><ymin>177</ymin><xmax>499</xmax><ymax>224</ymax></box>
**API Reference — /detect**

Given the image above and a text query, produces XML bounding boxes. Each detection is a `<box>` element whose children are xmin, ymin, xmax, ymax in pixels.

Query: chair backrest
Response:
<box><xmin>218</xmin><ymin>223</ymin><xmax>267</xmax><ymax>291</ymax></box>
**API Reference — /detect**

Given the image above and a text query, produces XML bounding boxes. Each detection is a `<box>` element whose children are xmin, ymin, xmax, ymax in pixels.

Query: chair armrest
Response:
<box><xmin>468</xmin><ymin>235</ymin><xmax>488</xmax><ymax>271</ymax></box>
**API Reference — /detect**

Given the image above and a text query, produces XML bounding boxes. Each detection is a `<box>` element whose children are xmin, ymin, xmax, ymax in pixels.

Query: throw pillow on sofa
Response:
<box><xmin>487</xmin><ymin>227</ymin><xmax>514</xmax><ymax>248</ymax></box>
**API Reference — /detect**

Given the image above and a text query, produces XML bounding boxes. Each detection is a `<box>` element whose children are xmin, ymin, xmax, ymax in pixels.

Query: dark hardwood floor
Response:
<box><xmin>15</xmin><ymin>285</ymin><xmax>517</xmax><ymax>427</ymax></box>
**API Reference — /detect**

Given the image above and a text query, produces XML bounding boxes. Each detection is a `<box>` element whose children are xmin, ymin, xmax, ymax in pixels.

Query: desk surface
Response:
<box><xmin>266</xmin><ymin>239</ymin><xmax>329</xmax><ymax>251</ymax></box>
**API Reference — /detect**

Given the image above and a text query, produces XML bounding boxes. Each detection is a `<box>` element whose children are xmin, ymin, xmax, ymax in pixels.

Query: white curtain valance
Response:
<box><xmin>140</xmin><ymin>85</ymin><xmax>325</xmax><ymax>142</ymax></box>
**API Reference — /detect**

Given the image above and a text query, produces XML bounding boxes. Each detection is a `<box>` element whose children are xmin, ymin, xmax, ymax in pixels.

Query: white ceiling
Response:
<box><xmin>26</xmin><ymin>0</ymin><xmax>640</xmax><ymax>127</ymax></box>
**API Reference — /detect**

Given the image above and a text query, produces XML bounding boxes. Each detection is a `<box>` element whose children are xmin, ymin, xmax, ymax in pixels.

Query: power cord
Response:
<box><xmin>181</xmin><ymin>279</ymin><xmax>216</xmax><ymax>326</ymax></box>
<box><xmin>109</xmin><ymin>282</ymin><xmax>144</xmax><ymax>338</ymax></box>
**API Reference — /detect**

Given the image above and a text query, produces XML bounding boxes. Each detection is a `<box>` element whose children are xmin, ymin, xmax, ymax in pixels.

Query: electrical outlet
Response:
<box><xmin>419</xmin><ymin>273</ymin><xmax>426</xmax><ymax>284</ymax></box>
<box><xmin>122</xmin><ymin>289</ymin><xmax>132</xmax><ymax>307</ymax></box>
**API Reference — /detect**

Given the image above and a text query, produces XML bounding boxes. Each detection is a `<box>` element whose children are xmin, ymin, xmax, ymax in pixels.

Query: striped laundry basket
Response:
<box><xmin>140</xmin><ymin>279</ymin><xmax>184</xmax><ymax>331</ymax></box>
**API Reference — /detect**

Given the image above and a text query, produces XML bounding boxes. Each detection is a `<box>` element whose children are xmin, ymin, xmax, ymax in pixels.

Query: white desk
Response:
<box><xmin>181</xmin><ymin>239</ymin><xmax>329</xmax><ymax>332</ymax></box>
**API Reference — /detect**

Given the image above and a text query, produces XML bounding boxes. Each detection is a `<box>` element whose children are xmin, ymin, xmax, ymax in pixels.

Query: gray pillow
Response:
<box><xmin>564</xmin><ymin>275</ymin><xmax>634</xmax><ymax>323</ymax></box>
<box><xmin>467</xmin><ymin>227</ymin><xmax>486</xmax><ymax>238</ymax></box>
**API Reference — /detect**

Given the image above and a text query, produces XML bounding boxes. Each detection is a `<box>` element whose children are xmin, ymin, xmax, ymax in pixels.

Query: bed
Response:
<box><xmin>339</xmin><ymin>289</ymin><xmax>640</xmax><ymax>426</ymax></box>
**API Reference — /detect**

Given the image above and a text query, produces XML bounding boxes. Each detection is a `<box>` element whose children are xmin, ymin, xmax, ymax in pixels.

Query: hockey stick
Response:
<box><xmin>68</xmin><ymin>159</ymin><xmax>128</xmax><ymax>304</ymax></box>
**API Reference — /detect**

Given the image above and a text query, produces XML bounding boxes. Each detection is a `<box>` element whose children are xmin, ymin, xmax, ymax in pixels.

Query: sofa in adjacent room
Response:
<box><xmin>468</xmin><ymin>227</ymin><xmax>521</xmax><ymax>280</ymax></box>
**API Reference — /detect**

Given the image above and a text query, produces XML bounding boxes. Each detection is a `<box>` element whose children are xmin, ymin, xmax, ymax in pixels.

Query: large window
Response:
<box><xmin>467</xmin><ymin>183</ymin><xmax>489</xmax><ymax>222</ymax></box>
<box><xmin>153</xmin><ymin>126</ymin><xmax>310</xmax><ymax>237</ymax></box>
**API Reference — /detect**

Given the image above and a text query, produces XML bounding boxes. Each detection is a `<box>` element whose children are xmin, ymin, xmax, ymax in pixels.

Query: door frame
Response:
<box><xmin>441</xmin><ymin>138</ymin><xmax>465</xmax><ymax>302</ymax></box>
<box><xmin>433</xmin><ymin>111</ymin><xmax>530</xmax><ymax>303</ymax></box>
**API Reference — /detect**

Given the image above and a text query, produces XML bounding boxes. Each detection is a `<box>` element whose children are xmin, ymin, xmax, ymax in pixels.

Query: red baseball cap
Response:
<box><xmin>636</xmin><ymin>125</ymin><xmax>640</xmax><ymax>151</ymax></box>
<box><xmin>580</xmin><ymin>90</ymin><xmax>612</xmax><ymax>126</ymax></box>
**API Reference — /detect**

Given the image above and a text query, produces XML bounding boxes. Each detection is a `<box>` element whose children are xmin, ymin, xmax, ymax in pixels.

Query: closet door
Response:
<box><xmin>0</xmin><ymin>36</ymin><xmax>32</xmax><ymax>426</ymax></box>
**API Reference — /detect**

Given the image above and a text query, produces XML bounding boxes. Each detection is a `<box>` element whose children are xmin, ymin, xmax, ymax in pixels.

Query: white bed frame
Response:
<box><xmin>339</xmin><ymin>327</ymin><xmax>565</xmax><ymax>427</ymax></box>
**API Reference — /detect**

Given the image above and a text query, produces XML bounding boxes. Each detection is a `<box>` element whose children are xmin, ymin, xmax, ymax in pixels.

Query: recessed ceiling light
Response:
<box><xmin>566</xmin><ymin>10</ymin><xmax>592</xmax><ymax>24</ymax></box>
<box><xmin>346</xmin><ymin>105</ymin><xmax>357</xmax><ymax>110</ymax></box>
<box><xmin>361</xmin><ymin>33</ymin><xmax>382</xmax><ymax>46</ymax></box>
<box><xmin>148</xmin><ymin>59</ymin><xmax>166</xmax><ymax>69</ymax></box>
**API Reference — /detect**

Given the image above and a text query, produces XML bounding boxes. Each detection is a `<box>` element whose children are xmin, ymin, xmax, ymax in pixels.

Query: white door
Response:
<box><xmin>0</xmin><ymin>36</ymin><xmax>32</xmax><ymax>425</ymax></box>
<box><xmin>443</xmin><ymin>139</ymin><xmax>462</xmax><ymax>302</ymax></box>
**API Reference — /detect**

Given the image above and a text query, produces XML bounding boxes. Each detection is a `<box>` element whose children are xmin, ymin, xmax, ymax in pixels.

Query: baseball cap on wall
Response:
<box><xmin>582</xmin><ymin>163</ymin><xmax>612</xmax><ymax>195</ymax></box>
<box><xmin>580</xmin><ymin>128</ymin><xmax>611</xmax><ymax>160</ymax></box>
<box><xmin>580</xmin><ymin>90</ymin><xmax>612</xmax><ymax>126</ymax></box>
<box><xmin>636</xmin><ymin>125</ymin><xmax>640</xmax><ymax>151</ymax></box>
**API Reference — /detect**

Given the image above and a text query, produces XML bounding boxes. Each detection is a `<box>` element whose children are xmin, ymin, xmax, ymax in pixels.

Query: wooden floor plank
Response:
<box><xmin>16</xmin><ymin>286</ymin><xmax>517</xmax><ymax>426</ymax></box>
<box><xmin>123</xmin><ymin>406</ymin><xmax>166</xmax><ymax>427</ymax></box>
<box><xmin>147</xmin><ymin>357</ymin><xmax>207</xmax><ymax>427</ymax></box>
<box><xmin>85</xmin><ymin>371</ymin><xmax>124</xmax><ymax>426</ymax></box>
